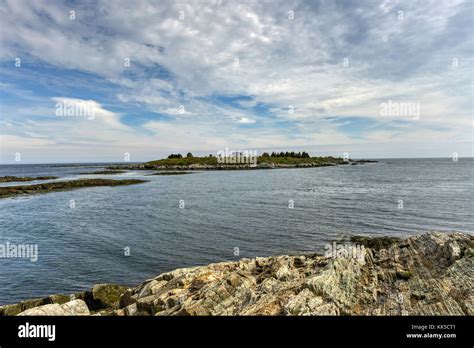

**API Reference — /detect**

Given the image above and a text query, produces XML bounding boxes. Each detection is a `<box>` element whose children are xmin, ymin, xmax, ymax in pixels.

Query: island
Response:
<box><xmin>0</xmin><ymin>179</ymin><xmax>148</xmax><ymax>199</ymax></box>
<box><xmin>107</xmin><ymin>151</ymin><xmax>374</xmax><ymax>171</ymax></box>
<box><xmin>1</xmin><ymin>231</ymin><xmax>471</xmax><ymax>316</ymax></box>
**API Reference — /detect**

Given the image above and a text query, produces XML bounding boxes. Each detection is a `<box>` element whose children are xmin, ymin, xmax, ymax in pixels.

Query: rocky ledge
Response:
<box><xmin>1</xmin><ymin>231</ymin><xmax>472</xmax><ymax>316</ymax></box>
<box><xmin>0</xmin><ymin>178</ymin><xmax>147</xmax><ymax>198</ymax></box>
<box><xmin>0</xmin><ymin>176</ymin><xmax>58</xmax><ymax>182</ymax></box>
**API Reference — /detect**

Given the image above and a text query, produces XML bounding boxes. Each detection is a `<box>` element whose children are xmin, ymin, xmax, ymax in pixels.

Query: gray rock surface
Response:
<box><xmin>17</xmin><ymin>299</ymin><xmax>90</xmax><ymax>316</ymax></box>
<box><xmin>6</xmin><ymin>231</ymin><xmax>473</xmax><ymax>316</ymax></box>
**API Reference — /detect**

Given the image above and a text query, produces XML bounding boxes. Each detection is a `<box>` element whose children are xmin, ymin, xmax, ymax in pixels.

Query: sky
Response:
<box><xmin>0</xmin><ymin>0</ymin><xmax>472</xmax><ymax>163</ymax></box>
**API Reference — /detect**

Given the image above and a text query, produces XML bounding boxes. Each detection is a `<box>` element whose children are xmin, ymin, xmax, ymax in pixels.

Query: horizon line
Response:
<box><xmin>1</xmin><ymin>156</ymin><xmax>473</xmax><ymax>165</ymax></box>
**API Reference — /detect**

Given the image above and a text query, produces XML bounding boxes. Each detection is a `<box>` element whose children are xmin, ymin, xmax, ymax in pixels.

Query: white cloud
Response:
<box><xmin>0</xmin><ymin>0</ymin><xmax>472</xmax><ymax>162</ymax></box>
<box><xmin>51</xmin><ymin>97</ymin><xmax>126</xmax><ymax>129</ymax></box>
<box><xmin>236</xmin><ymin>117</ymin><xmax>256</xmax><ymax>124</ymax></box>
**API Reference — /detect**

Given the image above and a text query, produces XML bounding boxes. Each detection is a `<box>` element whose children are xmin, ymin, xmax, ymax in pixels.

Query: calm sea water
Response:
<box><xmin>0</xmin><ymin>158</ymin><xmax>473</xmax><ymax>304</ymax></box>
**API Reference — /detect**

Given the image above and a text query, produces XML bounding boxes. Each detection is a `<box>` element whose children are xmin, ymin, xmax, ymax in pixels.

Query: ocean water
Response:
<box><xmin>0</xmin><ymin>158</ymin><xmax>473</xmax><ymax>304</ymax></box>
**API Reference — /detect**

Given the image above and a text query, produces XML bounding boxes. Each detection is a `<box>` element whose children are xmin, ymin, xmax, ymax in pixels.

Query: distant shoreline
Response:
<box><xmin>0</xmin><ymin>157</ymin><xmax>472</xmax><ymax>166</ymax></box>
<box><xmin>106</xmin><ymin>154</ymin><xmax>378</xmax><ymax>171</ymax></box>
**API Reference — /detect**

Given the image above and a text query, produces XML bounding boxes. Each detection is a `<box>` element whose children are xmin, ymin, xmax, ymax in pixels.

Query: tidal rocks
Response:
<box><xmin>147</xmin><ymin>171</ymin><xmax>193</xmax><ymax>175</ymax></box>
<box><xmin>350</xmin><ymin>235</ymin><xmax>401</xmax><ymax>251</ymax></box>
<box><xmin>5</xmin><ymin>231</ymin><xmax>473</xmax><ymax>316</ymax></box>
<box><xmin>0</xmin><ymin>176</ymin><xmax>58</xmax><ymax>182</ymax></box>
<box><xmin>0</xmin><ymin>178</ymin><xmax>148</xmax><ymax>198</ymax></box>
<box><xmin>90</xmin><ymin>284</ymin><xmax>128</xmax><ymax>309</ymax></box>
<box><xmin>65</xmin><ymin>284</ymin><xmax>129</xmax><ymax>311</ymax></box>
<box><xmin>0</xmin><ymin>294</ymin><xmax>71</xmax><ymax>316</ymax></box>
<box><xmin>79</xmin><ymin>170</ymin><xmax>127</xmax><ymax>175</ymax></box>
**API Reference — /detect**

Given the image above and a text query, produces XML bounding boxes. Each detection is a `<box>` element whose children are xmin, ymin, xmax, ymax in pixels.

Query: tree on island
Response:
<box><xmin>268</xmin><ymin>151</ymin><xmax>311</xmax><ymax>158</ymax></box>
<box><xmin>165</xmin><ymin>151</ymin><xmax>311</xmax><ymax>160</ymax></box>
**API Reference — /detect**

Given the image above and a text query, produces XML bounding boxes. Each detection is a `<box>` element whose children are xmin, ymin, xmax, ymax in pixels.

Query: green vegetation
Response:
<box><xmin>143</xmin><ymin>151</ymin><xmax>346</xmax><ymax>168</ymax></box>
<box><xmin>145</xmin><ymin>156</ymin><xmax>218</xmax><ymax>167</ymax></box>
<box><xmin>350</xmin><ymin>235</ymin><xmax>401</xmax><ymax>251</ymax></box>
<box><xmin>0</xmin><ymin>176</ymin><xmax>58</xmax><ymax>183</ymax></box>
<box><xmin>396</xmin><ymin>271</ymin><xmax>413</xmax><ymax>280</ymax></box>
<box><xmin>0</xmin><ymin>179</ymin><xmax>147</xmax><ymax>198</ymax></box>
<box><xmin>262</xmin><ymin>151</ymin><xmax>310</xmax><ymax>158</ymax></box>
<box><xmin>257</xmin><ymin>155</ymin><xmax>345</xmax><ymax>165</ymax></box>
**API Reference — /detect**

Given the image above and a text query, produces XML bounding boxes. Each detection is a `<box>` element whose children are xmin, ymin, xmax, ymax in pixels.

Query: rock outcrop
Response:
<box><xmin>0</xmin><ymin>178</ymin><xmax>148</xmax><ymax>198</ymax></box>
<box><xmin>3</xmin><ymin>231</ymin><xmax>472</xmax><ymax>316</ymax></box>
<box><xmin>17</xmin><ymin>299</ymin><xmax>90</xmax><ymax>316</ymax></box>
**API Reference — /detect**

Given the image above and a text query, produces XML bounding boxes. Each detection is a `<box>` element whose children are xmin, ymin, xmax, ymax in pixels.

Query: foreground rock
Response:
<box><xmin>0</xmin><ymin>284</ymin><xmax>127</xmax><ymax>316</ymax></box>
<box><xmin>4</xmin><ymin>231</ymin><xmax>472</xmax><ymax>316</ymax></box>
<box><xmin>17</xmin><ymin>300</ymin><xmax>90</xmax><ymax>316</ymax></box>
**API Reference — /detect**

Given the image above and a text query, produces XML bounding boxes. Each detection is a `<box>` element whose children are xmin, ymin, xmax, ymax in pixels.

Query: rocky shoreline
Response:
<box><xmin>0</xmin><ymin>176</ymin><xmax>58</xmax><ymax>182</ymax></box>
<box><xmin>0</xmin><ymin>178</ymin><xmax>148</xmax><ymax>198</ymax></box>
<box><xmin>1</xmin><ymin>231</ymin><xmax>472</xmax><ymax>316</ymax></box>
<box><xmin>107</xmin><ymin>161</ymin><xmax>345</xmax><ymax>171</ymax></box>
<box><xmin>106</xmin><ymin>157</ymin><xmax>375</xmax><ymax>171</ymax></box>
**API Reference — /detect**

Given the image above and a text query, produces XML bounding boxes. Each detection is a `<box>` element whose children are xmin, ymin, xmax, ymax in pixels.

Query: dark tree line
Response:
<box><xmin>167</xmin><ymin>152</ymin><xmax>194</xmax><ymax>159</ymax></box>
<box><xmin>167</xmin><ymin>152</ymin><xmax>311</xmax><ymax>159</ymax></box>
<box><xmin>261</xmin><ymin>151</ymin><xmax>310</xmax><ymax>158</ymax></box>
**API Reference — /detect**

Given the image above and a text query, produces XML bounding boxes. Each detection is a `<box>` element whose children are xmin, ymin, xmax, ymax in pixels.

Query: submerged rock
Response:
<box><xmin>6</xmin><ymin>231</ymin><xmax>473</xmax><ymax>316</ymax></box>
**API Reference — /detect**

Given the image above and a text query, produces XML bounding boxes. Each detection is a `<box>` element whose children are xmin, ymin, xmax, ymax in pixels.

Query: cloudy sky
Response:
<box><xmin>0</xmin><ymin>0</ymin><xmax>472</xmax><ymax>163</ymax></box>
